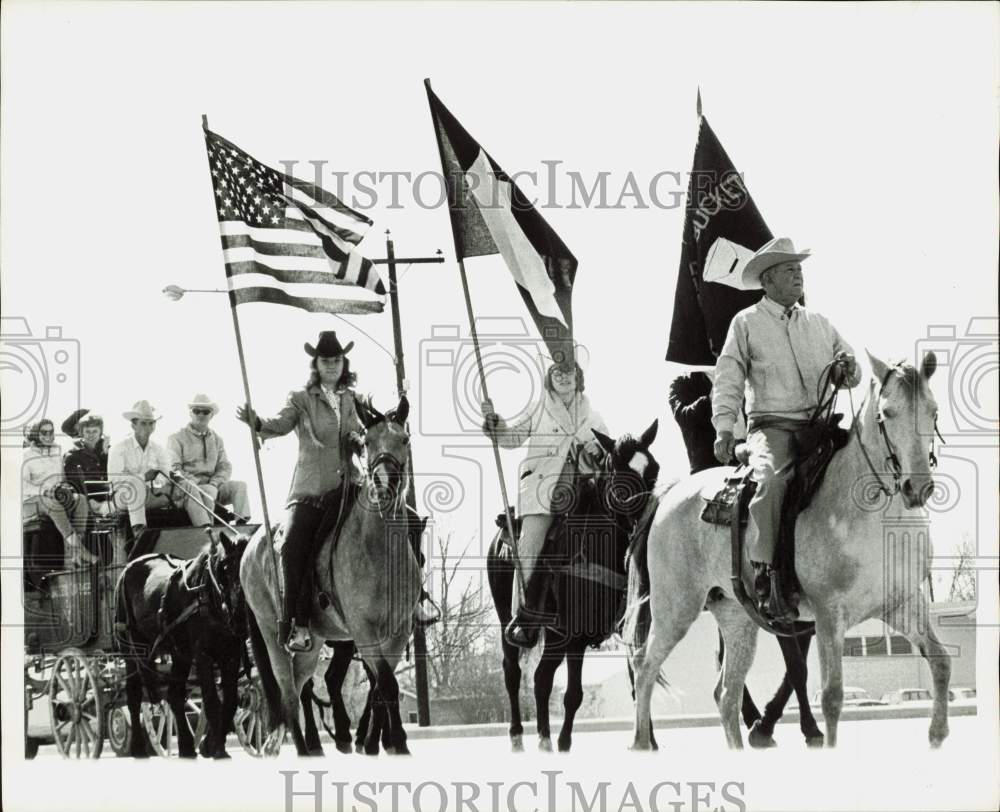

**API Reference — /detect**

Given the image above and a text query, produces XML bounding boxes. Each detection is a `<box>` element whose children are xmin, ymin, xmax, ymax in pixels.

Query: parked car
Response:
<box><xmin>948</xmin><ymin>686</ymin><xmax>976</xmax><ymax>703</ymax></box>
<box><xmin>880</xmin><ymin>688</ymin><xmax>933</xmax><ymax>705</ymax></box>
<box><xmin>810</xmin><ymin>687</ymin><xmax>888</xmax><ymax>708</ymax></box>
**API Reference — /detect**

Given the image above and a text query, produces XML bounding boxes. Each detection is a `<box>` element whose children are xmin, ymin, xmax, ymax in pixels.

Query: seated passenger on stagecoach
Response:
<box><xmin>711</xmin><ymin>238</ymin><xmax>861</xmax><ymax>623</ymax></box>
<box><xmin>238</xmin><ymin>330</ymin><xmax>439</xmax><ymax>655</ymax></box>
<box><xmin>107</xmin><ymin>400</ymin><xmax>176</xmax><ymax>538</ymax></box>
<box><xmin>481</xmin><ymin>348</ymin><xmax>609</xmax><ymax>649</ymax></box>
<box><xmin>167</xmin><ymin>394</ymin><xmax>250</xmax><ymax>527</ymax></box>
<box><xmin>62</xmin><ymin>409</ymin><xmax>114</xmax><ymax>517</ymax></box>
<box><xmin>21</xmin><ymin>418</ymin><xmax>94</xmax><ymax>568</ymax></box>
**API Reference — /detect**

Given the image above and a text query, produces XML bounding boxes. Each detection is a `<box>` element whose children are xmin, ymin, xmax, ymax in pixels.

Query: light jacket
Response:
<box><xmin>107</xmin><ymin>435</ymin><xmax>172</xmax><ymax>491</ymax></box>
<box><xmin>167</xmin><ymin>425</ymin><xmax>233</xmax><ymax>487</ymax></box>
<box><xmin>712</xmin><ymin>297</ymin><xmax>862</xmax><ymax>434</ymax></box>
<box><xmin>22</xmin><ymin>444</ymin><xmax>65</xmax><ymax>501</ymax></box>
<box><xmin>258</xmin><ymin>385</ymin><xmax>365</xmax><ymax>504</ymax></box>
<box><xmin>491</xmin><ymin>392</ymin><xmax>608</xmax><ymax>516</ymax></box>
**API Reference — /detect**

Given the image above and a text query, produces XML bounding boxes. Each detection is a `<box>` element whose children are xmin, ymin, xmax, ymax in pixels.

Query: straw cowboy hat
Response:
<box><xmin>741</xmin><ymin>237</ymin><xmax>811</xmax><ymax>290</ymax></box>
<box><xmin>122</xmin><ymin>400</ymin><xmax>161</xmax><ymax>422</ymax></box>
<box><xmin>304</xmin><ymin>331</ymin><xmax>354</xmax><ymax>358</ymax></box>
<box><xmin>187</xmin><ymin>394</ymin><xmax>220</xmax><ymax>416</ymax></box>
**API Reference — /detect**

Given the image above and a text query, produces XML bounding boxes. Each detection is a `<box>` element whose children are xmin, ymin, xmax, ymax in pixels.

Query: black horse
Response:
<box><xmin>486</xmin><ymin>421</ymin><xmax>659</xmax><ymax>752</ymax></box>
<box><xmin>115</xmin><ymin>529</ymin><xmax>249</xmax><ymax>758</ymax></box>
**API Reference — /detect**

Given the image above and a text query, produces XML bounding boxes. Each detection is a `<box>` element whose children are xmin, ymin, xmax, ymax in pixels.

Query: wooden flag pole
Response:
<box><xmin>201</xmin><ymin>114</ymin><xmax>279</xmax><ymax>585</ymax></box>
<box><xmin>456</xmin><ymin>257</ymin><xmax>528</xmax><ymax>601</ymax></box>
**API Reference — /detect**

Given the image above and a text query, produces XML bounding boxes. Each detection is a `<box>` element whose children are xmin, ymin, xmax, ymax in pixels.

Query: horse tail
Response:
<box><xmin>246</xmin><ymin>606</ymin><xmax>281</xmax><ymax>727</ymax></box>
<box><xmin>112</xmin><ymin>566</ymin><xmax>134</xmax><ymax>653</ymax></box>
<box><xmin>621</xmin><ymin>527</ymin><xmax>651</xmax><ymax>650</ymax></box>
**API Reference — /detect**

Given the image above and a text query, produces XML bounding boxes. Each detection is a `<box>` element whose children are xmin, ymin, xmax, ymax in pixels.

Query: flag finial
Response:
<box><xmin>696</xmin><ymin>88</ymin><xmax>702</xmax><ymax>118</ymax></box>
<box><xmin>201</xmin><ymin>114</ymin><xmax>208</xmax><ymax>131</ymax></box>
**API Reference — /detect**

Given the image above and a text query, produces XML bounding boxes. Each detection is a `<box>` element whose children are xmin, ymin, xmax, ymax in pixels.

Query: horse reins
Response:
<box><xmin>844</xmin><ymin>362</ymin><xmax>943</xmax><ymax>500</ymax></box>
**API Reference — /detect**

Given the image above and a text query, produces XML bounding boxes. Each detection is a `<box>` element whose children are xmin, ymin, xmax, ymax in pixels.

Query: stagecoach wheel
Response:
<box><xmin>48</xmin><ymin>650</ymin><xmax>105</xmax><ymax>759</ymax></box>
<box><xmin>106</xmin><ymin>705</ymin><xmax>131</xmax><ymax>757</ymax></box>
<box><xmin>235</xmin><ymin>679</ymin><xmax>272</xmax><ymax>757</ymax></box>
<box><xmin>140</xmin><ymin>698</ymin><xmax>206</xmax><ymax>757</ymax></box>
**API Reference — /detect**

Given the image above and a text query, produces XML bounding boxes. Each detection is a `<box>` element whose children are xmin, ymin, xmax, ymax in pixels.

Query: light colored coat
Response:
<box><xmin>493</xmin><ymin>392</ymin><xmax>608</xmax><ymax>516</ymax></box>
<box><xmin>258</xmin><ymin>385</ymin><xmax>365</xmax><ymax>504</ymax></box>
<box><xmin>167</xmin><ymin>425</ymin><xmax>233</xmax><ymax>487</ymax></box>
<box><xmin>22</xmin><ymin>444</ymin><xmax>65</xmax><ymax>500</ymax></box>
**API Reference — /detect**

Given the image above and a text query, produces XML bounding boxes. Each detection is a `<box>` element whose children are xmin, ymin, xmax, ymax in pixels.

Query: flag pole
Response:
<box><xmin>201</xmin><ymin>114</ymin><xmax>278</xmax><ymax>576</ymax></box>
<box><xmin>423</xmin><ymin>79</ymin><xmax>526</xmax><ymax>601</ymax></box>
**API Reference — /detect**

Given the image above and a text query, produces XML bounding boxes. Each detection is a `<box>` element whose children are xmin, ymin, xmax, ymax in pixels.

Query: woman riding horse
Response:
<box><xmin>482</xmin><ymin>352</ymin><xmax>609</xmax><ymax>649</ymax></box>
<box><xmin>238</xmin><ymin>330</ymin><xmax>437</xmax><ymax>654</ymax></box>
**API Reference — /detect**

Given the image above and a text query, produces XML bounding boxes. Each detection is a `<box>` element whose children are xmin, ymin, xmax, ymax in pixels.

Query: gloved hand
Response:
<box><xmin>714</xmin><ymin>430</ymin><xmax>736</xmax><ymax>464</ymax></box>
<box><xmin>481</xmin><ymin>399</ymin><xmax>501</xmax><ymax>435</ymax></box>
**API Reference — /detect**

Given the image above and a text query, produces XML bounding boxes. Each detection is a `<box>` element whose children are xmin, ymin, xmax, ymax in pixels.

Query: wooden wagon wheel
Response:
<box><xmin>48</xmin><ymin>649</ymin><xmax>104</xmax><ymax>759</ymax></box>
<box><xmin>235</xmin><ymin>678</ymin><xmax>274</xmax><ymax>757</ymax></box>
<box><xmin>105</xmin><ymin>705</ymin><xmax>132</xmax><ymax>757</ymax></box>
<box><xmin>140</xmin><ymin>698</ymin><xmax>207</xmax><ymax>757</ymax></box>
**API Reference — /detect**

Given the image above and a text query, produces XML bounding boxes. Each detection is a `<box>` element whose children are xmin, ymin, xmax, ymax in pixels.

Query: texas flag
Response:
<box><xmin>425</xmin><ymin>81</ymin><xmax>577</xmax><ymax>365</ymax></box>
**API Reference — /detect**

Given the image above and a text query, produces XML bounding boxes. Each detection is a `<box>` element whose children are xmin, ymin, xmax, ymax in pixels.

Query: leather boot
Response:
<box><xmin>765</xmin><ymin>569</ymin><xmax>799</xmax><ymax>623</ymax></box>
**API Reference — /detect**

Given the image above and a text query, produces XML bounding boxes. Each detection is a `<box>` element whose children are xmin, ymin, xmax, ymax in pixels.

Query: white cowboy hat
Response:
<box><xmin>122</xmin><ymin>400</ymin><xmax>161</xmax><ymax>422</ymax></box>
<box><xmin>741</xmin><ymin>237</ymin><xmax>811</xmax><ymax>290</ymax></box>
<box><xmin>187</xmin><ymin>394</ymin><xmax>220</xmax><ymax>416</ymax></box>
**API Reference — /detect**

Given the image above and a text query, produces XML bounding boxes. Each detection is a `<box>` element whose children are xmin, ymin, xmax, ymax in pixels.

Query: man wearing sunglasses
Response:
<box><xmin>167</xmin><ymin>394</ymin><xmax>250</xmax><ymax>527</ymax></box>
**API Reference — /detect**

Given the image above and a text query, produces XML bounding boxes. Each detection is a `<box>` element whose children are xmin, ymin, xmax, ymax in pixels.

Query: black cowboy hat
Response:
<box><xmin>304</xmin><ymin>331</ymin><xmax>354</xmax><ymax>358</ymax></box>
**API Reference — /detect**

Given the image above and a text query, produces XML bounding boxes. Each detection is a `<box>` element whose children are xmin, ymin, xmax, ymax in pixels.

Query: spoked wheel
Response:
<box><xmin>235</xmin><ymin>679</ymin><xmax>273</xmax><ymax>757</ymax></box>
<box><xmin>106</xmin><ymin>705</ymin><xmax>132</xmax><ymax>757</ymax></box>
<box><xmin>140</xmin><ymin>698</ymin><xmax>207</xmax><ymax>757</ymax></box>
<box><xmin>49</xmin><ymin>650</ymin><xmax>104</xmax><ymax>759</ymax></box>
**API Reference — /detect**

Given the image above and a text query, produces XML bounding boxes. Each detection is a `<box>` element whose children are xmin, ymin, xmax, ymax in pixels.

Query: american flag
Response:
<box><xmin>204</xmin><ymin>128</ymin><xmax>385</xmax><ymax>314</ymax></box>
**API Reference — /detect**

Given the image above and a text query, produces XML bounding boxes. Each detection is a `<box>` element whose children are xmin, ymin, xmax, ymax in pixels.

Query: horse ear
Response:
<box><xmin>393</xmin><ymin>395</ymin><xmax>409</xmax><ymax>425</ymax></box>
<box><xmin>921</xmin><ymin>350</ymin><xmax>937</xmax><ymax>380</ymax></box>
<box><xmin>219</xmin><ymin>531</ymin><xmax>236</xmax><ymax>557</ymax></box>
<box><xmin>357</xmin><ymin>399</ymin><xmax>378</xmax><ymax>429</ymax></box>
<box><xmin>591</xmin><ymin>429</ymin><xmax>615</xmax><ymax>455</ymax></box>
<box><xmin>866</xmin><ymin>349</ymin><xmax>890</xmax><ymax>383</ymax></box>
<box><xmin>205</xmin><ymin>528</ymin><xmax>219</xmax><ymax>556</ymax></box>
<box><xmin>639</xmin><ymin>419</ymin><xmax>659</xmax><ymax>448</ymax></box>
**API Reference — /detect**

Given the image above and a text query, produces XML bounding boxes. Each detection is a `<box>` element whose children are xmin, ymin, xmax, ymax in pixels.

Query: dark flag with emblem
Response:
<box><xmin>203</xmin><ymin>127</ymin><xmax>385</xmax><ymax>315</ymax></box>
<box><xmin>665</xmin><ymin>110</ymin><xmax>772</xmax><ymax>365</ymax></box>
<box><xmin>425</xmin><ymin>82</ymin><xmax>577</xmax><ymax>364</ymax></box>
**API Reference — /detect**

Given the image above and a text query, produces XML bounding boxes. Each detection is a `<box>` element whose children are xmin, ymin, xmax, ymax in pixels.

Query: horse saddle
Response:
<box><xmin>700</xmin><ymin>414</ymin><xmax>849</xmax><ymax>531</ymax></box>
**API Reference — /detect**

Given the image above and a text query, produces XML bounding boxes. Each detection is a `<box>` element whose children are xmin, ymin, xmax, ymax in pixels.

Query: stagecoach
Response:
<box><xmin>23</xmin><ymin>497</ymin><xmax>270</xmax><ymax>759</ymax></box>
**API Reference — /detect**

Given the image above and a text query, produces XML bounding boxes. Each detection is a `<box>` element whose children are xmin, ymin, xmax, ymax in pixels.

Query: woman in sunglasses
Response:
<box><xmin>481</xmin><ymin>353</ymin><xmax>609</xmax><ymax>649</ymax></box>
<box><xmin>22</xmin><ymin>418</ymin><xmax>93</xmax><ymax>568</ymax></box>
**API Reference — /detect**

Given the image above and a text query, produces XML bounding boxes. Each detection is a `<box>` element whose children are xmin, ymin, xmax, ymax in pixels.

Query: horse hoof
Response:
<box><xmin>557</xmin><ymin>737</ymin><xmax>571</xmax><ymax>753</ymax></box>
<box><xmin>214</xmin><ymin>751</ymin><xmax>232</xmax><ymax>760</ymax></box>
<box><xmin>805</xmin><ymin>734</ymin><xmax>825</xmax><ymax>748</ymax></box>
<box><xmin>335</xmin><ymin>740</ymin><xmax>353</xmax><ymax>754</ymax></box>
<box><xmin>510</xmin><ymin>735</ymin><xmax>524</xmax><ymax>753</ymax></box>
<box><xmin>354</xmin><ymin>742</ymin><xmax>365</xmax><ymax>754</ymax></box>
<box><xmin>628</xmin><ymin>742</ymin><xmax>652</xmax><ymax>752</ymax></box>
<box><xmin>748</xmin><ymin>721</ymin><xmax>777</xmax><ymax>749</ymax></box>
<box><xmin>538</xmin><ymin>736</ymin><xmax>552</xmax><ymax>752</ymax></box>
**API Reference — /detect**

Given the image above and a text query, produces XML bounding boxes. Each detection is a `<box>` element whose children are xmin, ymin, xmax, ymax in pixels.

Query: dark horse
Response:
<box><xmin>115</xmin><ymin>529</ymin><xmax>249</xmax><ymax>758</ymax></box>
<box><xmin>486</xmin><ymin>421</ymin><xmax>660</xmax><ymax>752</ymax></box>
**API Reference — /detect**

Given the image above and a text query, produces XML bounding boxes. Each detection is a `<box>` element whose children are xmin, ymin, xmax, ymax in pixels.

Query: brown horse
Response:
<box><xmin>242</xmin><ymin>395</ymin><xmax>422</xmax><ymax>756</ymax></box>
<box><xmin>628</xmin><ymin>351</ymin><xmax>950</xmax><ymax>750</ymax></box>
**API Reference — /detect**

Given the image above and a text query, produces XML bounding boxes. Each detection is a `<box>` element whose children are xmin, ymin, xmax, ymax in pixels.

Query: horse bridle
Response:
<box><xmin>849</xmin><ymin>362</ymin><xmax>944</xmax><ymax>499</ymax></box>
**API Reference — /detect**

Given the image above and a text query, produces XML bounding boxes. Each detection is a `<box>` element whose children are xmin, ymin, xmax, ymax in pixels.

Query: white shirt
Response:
<box><xmin>107</xmin><ymin>434</ymin><xmax>172</xmax><ymax>490</ymax></box>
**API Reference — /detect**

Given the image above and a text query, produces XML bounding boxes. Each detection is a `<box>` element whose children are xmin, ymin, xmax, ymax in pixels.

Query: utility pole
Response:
<box><xmin>372</xmin><ymin>231</ymin><xmax>443</xmax><ymax>727</ymax></box>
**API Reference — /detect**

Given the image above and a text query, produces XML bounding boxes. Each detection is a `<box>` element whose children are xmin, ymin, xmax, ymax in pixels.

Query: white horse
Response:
<box><xmin>629</xmin><ymin>350</ymin><xmax>949</xmax><ymax>749</ymax></box>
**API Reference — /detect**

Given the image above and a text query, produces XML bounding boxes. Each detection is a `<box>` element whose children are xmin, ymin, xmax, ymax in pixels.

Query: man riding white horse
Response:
<box><xmin>711</xmin><ymin>237</ymin><xmax>861</xmax><ymax>622</ymax></box>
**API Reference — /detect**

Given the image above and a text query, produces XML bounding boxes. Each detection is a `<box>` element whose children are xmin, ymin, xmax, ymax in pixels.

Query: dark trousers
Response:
<box><xmin>282</xmin><ymin>490</ymin><xmax>341</xmax><ymax>627</ymax></box>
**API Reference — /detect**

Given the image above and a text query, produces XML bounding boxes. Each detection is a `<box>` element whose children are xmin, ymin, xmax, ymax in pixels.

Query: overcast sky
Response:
<box><xmin>2</xmin><ymin>1</ymin><xmax>996</xmax><ymax>565</ymax></box>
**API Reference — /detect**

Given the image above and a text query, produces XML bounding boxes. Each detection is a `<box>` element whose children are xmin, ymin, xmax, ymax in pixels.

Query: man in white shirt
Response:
<box><xmin>107</xmin><ymin>400</ymin><xmax>175</xmax><ymax>536</ymax></box>
<box><xmin>712</xmin><ymin>238</ymin><xmax>861</xmax><ymax>621</ymax></box>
